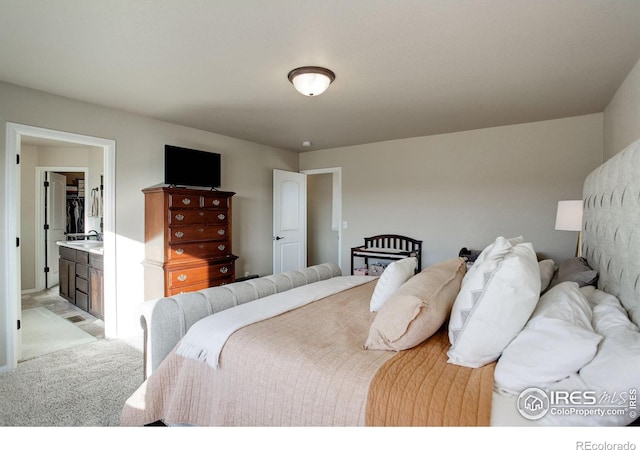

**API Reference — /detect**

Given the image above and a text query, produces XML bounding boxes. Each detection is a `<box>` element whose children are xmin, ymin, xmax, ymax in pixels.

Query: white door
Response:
<box><xmin>46</xmin><ymin>172</ymin><xmax>67</xmax><ymax>287</ymax></box>
<box><xmin>273</xmin><ymin>169</ymin><xmax>306</xmax><ymax>273</ymax></box>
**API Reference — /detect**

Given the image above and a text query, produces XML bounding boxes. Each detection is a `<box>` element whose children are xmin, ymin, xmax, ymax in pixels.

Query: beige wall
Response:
<box><xmin>604</xmin><ymin>56</ymin><xmax>640</xmax><ymax>160</ymax></box>
<box><xmin>0</xmin><ymin>80</ymin><xmax>298</xmax><ymax>366</ymax></box>
<box><xmin>301</xmin><ymin>114</ymin><xmax>604</xmax><ymax>273</ymax></box>
<box><xmin>307</xmin><ymin>173</ymin><xmax>338</xmax><ymax>266</ymax></box>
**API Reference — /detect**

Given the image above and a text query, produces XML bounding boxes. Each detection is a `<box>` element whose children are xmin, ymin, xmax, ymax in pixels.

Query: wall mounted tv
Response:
<box><xmin>164</xmin><ymin>145</ymin><xmax>221</xmax><ymax>188</ymax></box>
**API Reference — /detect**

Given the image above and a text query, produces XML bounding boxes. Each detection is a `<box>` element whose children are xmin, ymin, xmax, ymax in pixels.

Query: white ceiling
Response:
<box><xmin>1</xmin><ymin>1</ymin><xmax>639</xmax><ymax>152</ymax></box>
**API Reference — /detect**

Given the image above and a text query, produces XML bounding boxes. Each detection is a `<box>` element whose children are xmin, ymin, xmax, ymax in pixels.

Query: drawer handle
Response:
<box><xmin>175</xmin><ymin>214</ymin><xmax>185</xmax><ymax>221</ymax></box>
<box><xmin>182</xmin><ymin>198</ymin><xmax>191</xmax><ymax>205</ymax></box>
<box><xmin>199</xmin><ymin>211</ymin><xmax>205</xmax><ymax>216</ymax></box>
<box><xmin>220</xmin><ymin>267</ymin><xmax>229</xmax><ymax>274</ymax></box>
<box><xmin>175</xmin><ymin>231</ymin><xmax>184</xmax><ymax>238</ymax></box>
<box><xmin>199</xmin><ymin>244</ymin><xmax>205</xmax><ymax>249</ymax></box>
<box><xmin>177</xmin><ymin>274</ymin><xmax>187</xmax><ymax>282</ymax></box>
<box><xmin>218</xmin><ymin>214</ymin><xmax>225</xmax><ymax>220</ymax></box>
<box><xmin>175</xmin><ymin>248</ymin><xmax>184</xmax><ymax>255</ymax></box>
<box><xmin>212</xmin><ymin>199</ymin><xmax>220</xmax><ymax>206</ymax></box>
<box><xmin>199</xmin><ymin>227</ymin><xmax>205</xmax><ymax>233</ymax></box>
<box><xmin>218</xmin><ymin>229</ymin><xmax>225</xmax><ymax>235</ymax></box>
<box><xmin>218</xmin><ymin>244</ymin><xmax>226</xmax><ymax>251</ymax></box>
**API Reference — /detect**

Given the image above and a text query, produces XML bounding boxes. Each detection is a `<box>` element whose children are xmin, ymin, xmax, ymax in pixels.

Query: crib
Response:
<box><xmin>350</xmin><ymin>234</ymin><xmax>423</xmax><ymax>275</ymax></box>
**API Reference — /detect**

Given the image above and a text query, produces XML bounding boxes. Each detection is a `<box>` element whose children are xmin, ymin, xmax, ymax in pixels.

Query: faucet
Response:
<box><xmin>87</xmin><ymin>230</ymin><xmax>102</xmax><ymax>241</ymax></box>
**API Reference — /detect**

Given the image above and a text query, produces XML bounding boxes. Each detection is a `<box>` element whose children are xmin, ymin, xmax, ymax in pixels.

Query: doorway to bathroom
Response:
<box><xmin>19</xmin><ymin>139</ymin><xmax>104</xmax><ymax>362</ymax></box>
<box><xmin>3</xmin><ymin>122</ymin><xmax>116</xmax><ymax>372</ymax></box>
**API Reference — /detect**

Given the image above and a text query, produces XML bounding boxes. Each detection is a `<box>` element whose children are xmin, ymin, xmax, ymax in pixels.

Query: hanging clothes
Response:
<box><xmin>66</xmin><ymin>197</ymin><xmax>84</xmax><ymax>233</ymax></box>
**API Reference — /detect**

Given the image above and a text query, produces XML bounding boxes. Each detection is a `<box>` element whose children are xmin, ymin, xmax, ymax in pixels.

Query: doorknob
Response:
<box><xmin>273</xmin><ymin>236</ymin><xmax>284</xmax><ymax>241</ymax></box>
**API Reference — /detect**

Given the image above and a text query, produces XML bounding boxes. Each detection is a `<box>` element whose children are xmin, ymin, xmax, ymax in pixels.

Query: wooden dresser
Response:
<box><xmin>142</xmin><ymin>185</ymin><xmax>238</xmax><ymax>299</ymax></box>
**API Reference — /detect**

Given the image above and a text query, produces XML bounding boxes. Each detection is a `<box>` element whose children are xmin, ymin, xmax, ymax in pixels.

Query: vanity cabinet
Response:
<box><xmin>58</xmin><ymin>246</ymin><xmax>104</xmax><ymax>319</ymax></box>
<box><xmin>74</xmin><ymin>250</ymin><xmax>90</xmax><ymax>312</ymax></box>
<box><xmin>143</xmin><ymin>186</ymin><xmax>238</xmax><ymax>299</ymax></box>
<box><xmin>59</xmin><ymin>246</ymin><xmax>76</xmax><ymax>302</ymax></box>
<box><xmin>89</xmin><ymin>253</ymin><xmax>104</xmax><ymax>320</ymax></box>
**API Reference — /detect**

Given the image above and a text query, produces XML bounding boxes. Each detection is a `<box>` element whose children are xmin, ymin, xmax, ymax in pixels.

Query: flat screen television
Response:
<box><xmin>164</xmin><ymin>145</ymin><xmax>221</xmax><ymax>188</ymax></box>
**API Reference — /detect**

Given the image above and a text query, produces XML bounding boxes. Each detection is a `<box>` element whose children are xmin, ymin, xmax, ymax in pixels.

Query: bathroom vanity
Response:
<box><xmin>57</xmin><ymin>240</ymin><xmax>104</xmax><ymax>320</ymax></box>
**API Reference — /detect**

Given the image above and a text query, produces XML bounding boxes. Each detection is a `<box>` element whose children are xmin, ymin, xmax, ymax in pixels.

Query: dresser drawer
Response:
<box><xmin>168</xmin><ymin>209</ymin><xmax>229</xmax><ymax>225</ymax></box>
<box><xmin>201</xmin><ymin>196</ymin><xmax>229</xmax><ymax>210</ymax></box>
<box><xmin>167</xmin><ymin>276</ymin><xmax>233</xmax><ymax>296</ymax></box>
<box><xmin>168</xmin><ymin>193</ymin><xmax>201</xmax><ymax>208</ymax></box>
<box><xmin>168</xmin><ymin>241</ymin><xmax>231</xmax><ymax>262</ymax></box>
<box><xmin>169</xmin><ymin>225</ymin><xmax>229</xmax><ymax>242</ymax></box>
<box><xmin>168</xmin><ymin>262</ymin><xmax>234</xmax><ymax>289</ymax></box>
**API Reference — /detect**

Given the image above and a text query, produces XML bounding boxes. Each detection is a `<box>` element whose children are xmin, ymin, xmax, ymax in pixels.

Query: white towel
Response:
<box><xmin>176</xmin><ymin>276</ymin><xmax>375</xmax><ymax>369</ymax></box>
<box><xmin>90</xmin><ymin>189</ymin><xmax>100</xmax><ymax>217</ymax></box>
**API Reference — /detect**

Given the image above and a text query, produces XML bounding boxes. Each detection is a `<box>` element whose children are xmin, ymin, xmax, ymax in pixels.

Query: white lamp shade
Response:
<box><xmin>555</xmin><ymin>200</ymin><xmax>583</xmax><ymax>231</ymax></box>
<box><xmin>291</xmin><ymin>72</ymin><xmax>332</xmax><ymax>96</ymax></box>
<box><xmin>288</xmin><ymin>66</ymin><xmax>335</xmax><ymax>96</ymax></box>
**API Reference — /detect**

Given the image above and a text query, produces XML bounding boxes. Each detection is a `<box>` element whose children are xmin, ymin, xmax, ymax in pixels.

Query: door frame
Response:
<box><xmin>300</xmin><ymin>167</ymin><xmax>342</xmax><ymax>270</ymax></box>
<box><xmin>34</xmin><ymin>167</ymin><xmax>89</xmax><ymax>293</ymax></box>
<box><xmin>2</xmin><ymin>122</ymin><xmax>116</xmax><ymax>373</ymax></box>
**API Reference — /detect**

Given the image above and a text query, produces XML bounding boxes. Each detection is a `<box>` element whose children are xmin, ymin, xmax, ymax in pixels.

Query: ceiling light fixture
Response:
<box><xmin>287</xmin><ymin>66</ymin><xmax>335</xmax><ymax>96</ymax></box>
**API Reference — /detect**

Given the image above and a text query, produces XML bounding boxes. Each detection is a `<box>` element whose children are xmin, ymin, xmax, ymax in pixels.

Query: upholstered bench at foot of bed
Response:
<box><xmin>138</xmin><ymin>263</ymin><xmax>343</xmax><ymax>378</ymax></box>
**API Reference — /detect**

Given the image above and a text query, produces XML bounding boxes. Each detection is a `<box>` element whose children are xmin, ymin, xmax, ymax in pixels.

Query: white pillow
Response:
<box><xmin>463</xmin><ymin>236</ymin><xmax>524</xmax><ymax>284</ymax></box>
<box><xmin>369</xmin><ymin>257</ymin><xmax>417</xmax><ymax>312</ymax></box>
<box><xmin>538</xmin><ymin>259</ymin><xmax>556</xmax><ymax>292</ymax></box>
<box><xmin>531</xmin><ymin>281</ymin><xmax>593</xmax><ymax>328</ymax></box>
<box><xmin>474</xmin><ymin>235</ymin><xmax>525</xmax><ymax>266</ymax></box>
<box><xmin>537</xmin><ymin>288</ymin><xmax>639</xmax><ymax>426</ymax></box>
<box><xmin>582</xmin><ymin>287</ymin><xmax>638</xmax><ymax>333</ymax></box>
<box><xmin>447</xmin><ymin>241</ymin><xmax>540</xmax><ymax>368</ymax></box>
<box><xmin>494</xmin><ymin>282</ymin><xmax>602</xmax><ymax>394</ymax></box>
<box><xmin>578</xmin><ymin>288</ymin><xmax>640</xmax><ymax>394</ymax></box>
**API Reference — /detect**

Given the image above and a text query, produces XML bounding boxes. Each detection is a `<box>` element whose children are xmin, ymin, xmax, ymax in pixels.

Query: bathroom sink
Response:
<box><xmin>67</xmin><ymin>241</ymin><xmax>103</xmax><ymax>249</ymax></box>
<box><xmin>57</xmin><ymin>240</ymin><xmax>104</xmax><ymax>252</ymax></box>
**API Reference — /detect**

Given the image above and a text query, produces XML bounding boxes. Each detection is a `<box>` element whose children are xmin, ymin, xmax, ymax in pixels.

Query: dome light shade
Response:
<box><xmin>288</xmin><ymin>66</ymin><xmax>335</xmax><ymax>96</ymax></box>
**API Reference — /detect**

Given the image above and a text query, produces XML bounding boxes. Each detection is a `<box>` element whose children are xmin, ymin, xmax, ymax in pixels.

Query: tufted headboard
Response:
<box><xmin>582</xmin><ymin>139</ymin><xmax>640</xmax><ymax>327</ymax></box>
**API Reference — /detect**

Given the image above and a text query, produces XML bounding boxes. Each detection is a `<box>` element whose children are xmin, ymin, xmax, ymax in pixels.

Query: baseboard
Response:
<box><xmin>21</xmin><ymin>288</ymin><xmax>40</xmax><ymax>295</ymax></box>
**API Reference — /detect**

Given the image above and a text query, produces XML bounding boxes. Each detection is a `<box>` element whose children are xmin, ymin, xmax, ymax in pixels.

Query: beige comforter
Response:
<box><xmin>366</xmin><ymin>326</ymin><xmax>495</xmax><ymax>426</ymax></box>
<box><xmin>121</xmin><ymin>280</ymin><xmax>494</xmax><ymax>426</ymax></box>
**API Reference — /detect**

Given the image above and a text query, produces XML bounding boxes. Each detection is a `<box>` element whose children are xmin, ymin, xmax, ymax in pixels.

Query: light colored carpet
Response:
<box><xmin>0</xmin><ymin>338</ymin><xmax>144</xmax><ymax>426</ymax></box>
<box><xmin>20</xmin><ymin>307</ymin><xmax>97</xmax><ymax>361</ymax></box>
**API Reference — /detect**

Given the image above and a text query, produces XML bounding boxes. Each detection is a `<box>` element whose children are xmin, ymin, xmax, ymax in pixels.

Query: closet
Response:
<box><xmin>61</xmin><ymin>172</ymin><xmax>85</xmax><ymax>234</ymax></box>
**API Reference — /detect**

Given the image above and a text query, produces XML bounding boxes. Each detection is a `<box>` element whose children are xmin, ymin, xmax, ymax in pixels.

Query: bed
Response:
<box><xmin>121</xmin><ymin>138</ymin><xmax>640</xmax><ymax>427</ymax></box>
